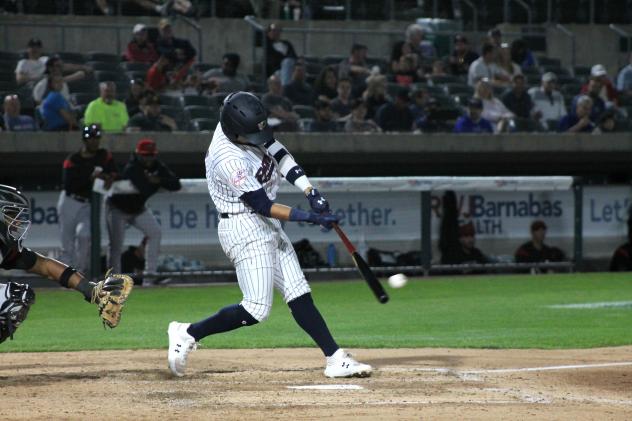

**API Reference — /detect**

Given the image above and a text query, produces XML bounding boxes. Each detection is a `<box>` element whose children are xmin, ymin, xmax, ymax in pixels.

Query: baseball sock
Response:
<box><xmin>288</xmin><ymin>293</ymin><xmax>339</xmax><ymax>357</ymax></box>
<box><xmin>187</xmin><ymin>304</ymin><xmax>258</xmax><ymax>341</ymax></box>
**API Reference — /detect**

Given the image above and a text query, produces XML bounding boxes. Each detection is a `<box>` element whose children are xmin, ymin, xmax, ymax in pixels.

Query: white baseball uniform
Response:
<box><xmin>205</xmin><ymin>124</ymin><xmax>311</xmax><ymax>322</ymax></box>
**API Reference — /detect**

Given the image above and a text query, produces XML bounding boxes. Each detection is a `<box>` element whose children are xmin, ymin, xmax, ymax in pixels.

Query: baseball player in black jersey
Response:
<box><xmin>0</xmin><ymin>184</ymin><xmax>133</xmax><ymax>343</ymax></box>
<box><xmin>106</xmin><ymin>138</ymin><xmax>181</xmax><ymax>284</ymax></box>
<box><xmin>58</xmin><ymin>124</ymin><xmax>117</xmax><ymax>275</ymax></box>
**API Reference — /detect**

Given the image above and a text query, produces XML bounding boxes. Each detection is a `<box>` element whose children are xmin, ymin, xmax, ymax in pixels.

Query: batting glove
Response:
<box><xmin>307</xmin><ymin>188</ymin><xmax>330</xmax><ymax>214</ymax></box>
<box><xmin>290</xmin><ymin>208</ymin><xmax>339</xmax><ymax>231</ymax></box>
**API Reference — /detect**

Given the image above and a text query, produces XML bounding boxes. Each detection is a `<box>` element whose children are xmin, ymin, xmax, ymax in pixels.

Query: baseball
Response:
<box><xmin>388</xmin><ymin>273</ymin><xmax>408</xmax><ymax>289</ymax></box>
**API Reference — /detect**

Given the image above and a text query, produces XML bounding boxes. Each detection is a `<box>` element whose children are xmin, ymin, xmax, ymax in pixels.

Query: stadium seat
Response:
<box><xmin>86</xmin><ymin>61</ymin><xmax>121</xmax><ymax>72</ymax></box>
<box><xmin>185</xmin><ymin>105</ymin><xmax>216</xmax><ymax>120</ymax></box>
<box><xmin>561</xmin><ymin>83</ymin><xmax>582</xmax><ymax>97</ymax></box>
<box><xmin>573</xmin><ymin>65</ymin><xmax>591</xmax><ymax>80</ymax></box>
<box><xmin>537</xmin><ymin>56</ymin><xmax>561</xmax><ymax>67</ymax></box>
<box><xmin>159</xmin><ymin>94</ymin><xmax>182</xmax><ymax>108</ymax></box>
<box><xmin>540</xmin><ymin>65</ymin><xmax>570</xmax><ymax>77</ymax></box>
<box><xmin>526</xmin><ymin>74</ymin><xmax>542</xmax><ymax>86</ymax></box>
<box><xmin>443</xmin><ymin>83</ymin><xmax>473</xmax><ymax>96</ymax></box>
<box><xmin>94</xmin><ymin>70</ymin><xmax>128</xmax><ymax>83</ymax></box>
<box><xmin>71</xmin><ymin>92</ymin><xmax>95</xmax><ymax>106</ymax></box>
<box><xmin>180</xmin><ymin>94</ymin><xmax>210</xmax><ymax>108</ymax></box>
<box><xmin>86</xmin><ymin>52</ymin><xmax>121</xmax><ymax>63</ymax></box>
<box><xmin>119</xmin><ymin>62</ymin><xmax>150</xmax><ymax>72</ymax></box>
<box><xmin>0</xmin><ymin>51</ymin><xmax>20</xmax><ymax>61</ymax></box>
<box><xmin>67</xmin><ymin>79</ymin><xmax>99</xmax><ymax>95</ymax></box>
<box><xmin>429</xmin><ymin>74</ymin><xmax>461</xmax><ymax>85</ymax></box>
<box><xmin>208</xmin><ymin>92</ymin><xmax>229</xmax><ymax>107</ymax></box>
<box><xmin>322</xmin><ymin>55</ymin><xmax>346</xmax><ymax>66</ymax></box>
<box><xmin>160</xmin><ymin>105</ymin><xmax>186</xmax><ymax>130</ymax></box>
<box><xmin>292</xmin><ymin>105</ymin><xmax>316</xmax><ymax>119</ymax></box>
<box><xmin>191</xmin><ymin>118</ymin><xmax>218</xmax><ymax>132</ymax></box>
<box><xmin>305</xmin><ymin>61</ymin><xmax>324</xmax><ymax>75</ymax></box>
<box><xmin>55</xmin><ymin>52</ymin><xmax>86</xmax><ymax>64</ymax></box>
<box><xmin>125</xmin><ymin>71</ymin><xmax>146</xmax><ymax>82</ymax></box>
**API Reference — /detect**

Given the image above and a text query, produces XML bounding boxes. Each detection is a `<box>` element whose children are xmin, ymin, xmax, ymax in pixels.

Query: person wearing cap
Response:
<box><xmin>127</xmin><ymin>93</ymin><xmax>177</xmax><ymax>132</ymax></box>
<box><xmin>515</xmin><ymin>220</ymin><xmax>565</xmax><ymax>270</ymax></box>
<box><xmin>558</xmin><ymin>95</ymin><xmax>595</xmax><ymax>133</ymax></box>
<box><xmin>616</xmin><ymin>52</ymin><xmax>632</xmax><ymax>97</ymax></box>
<box><xmin>440</xmin><ymin>221</ymin><xmax>489</xmax><ymax>268</ymax></box>
<box><xmin>375</xmin><ymin>88</ymin><xmax>414</xmax><ymax>132</ymax></box>
<box><xmin>580</xmin><ymin>64</ymin><xmax>618</xmax><ymax>107</ymax></box>
<box><xmin>15</xmin><ymin>38</ymin><xmax>48</xmax><ymax>85</ymax></box>
<box><xmin>453</xmin><ymin>97</ymin><xmax>494</xmax><ymax>133</ymax></box>
<box><xmin>83</xmin><ymin>81</ymin><xmax>130</xmax><ymax>133</ymax></box>
<box><xmin>3</xmin><ymin>94</ymin><xmax>36</xmax><ymax>132</ymax></box>
<box><xmin>501</xmin><ymin>74</ymin><xmax>534</xmax><ymax>119</ymax></box>
<box><xmin>124</xmin><ymin>23</ymin><xmax>159</xmax><ymax>64</ymax></box>
<box><xmin>528</xmin><ymin>72</ymin><xmax>567</xmax><ymax>130</ymax></box>
<box><xmin>106</xmin><ymin>138</ymin><xmax>181</xmax><ymax>283</ymax></box>
<box><xmin>448</xmin><ymin>34</ymin><xmax>479</xmax><ymax>76</ymax></box>
<box><xmin>58</xmin><ymin>124</ymin><xmax>117</xmax><ymax>275</ymax></box>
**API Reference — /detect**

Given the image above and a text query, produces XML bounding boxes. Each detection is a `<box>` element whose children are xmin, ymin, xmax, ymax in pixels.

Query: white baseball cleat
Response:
<box><xmin>167</xmin><ymin>321</ymin><xmax>197</xmax><ymax>377</ymax></box>
<box><xmin>324</xmin><ymin>348</ymin><xmax>373</xmax><ymax>378</ymax></box>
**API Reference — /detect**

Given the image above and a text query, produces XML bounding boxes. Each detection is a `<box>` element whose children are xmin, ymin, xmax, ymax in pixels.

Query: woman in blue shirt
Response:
<box><xmin>41</xmin><ymin>74</ymin><xmax>77</xmax><ymax>131</ymax></box>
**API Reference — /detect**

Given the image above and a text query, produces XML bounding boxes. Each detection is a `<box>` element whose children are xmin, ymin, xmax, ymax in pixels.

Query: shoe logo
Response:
<box><xmin>342</xmin><ymin>362</ymin><xmax>349</xmax><ymax>368</ymax></box>
<box><xmin>175</xmin><ymin>349</ymin><xmax>180</xmax><ymax>353</ymax></box>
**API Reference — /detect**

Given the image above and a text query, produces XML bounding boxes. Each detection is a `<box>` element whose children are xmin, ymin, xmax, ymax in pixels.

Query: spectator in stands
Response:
<box><xmin>616</xmin><ymin>52</ymin><xmax>632</xmax><ymax>97</ymax></box>
<box><xmin>146</xmin><ymin>54</ymin><xmax>175</xmax><ymax>93</ymax></box>
<box><xmin>156</xmin><ymin>19</ymin><xmax>196</xmax><ymax>80</ymax></box>
<box><xmin>390</xmin><ymin>41</ymin><xmax>419</xmax><ymax>76</ymax></box>
<box><xmin>202</xmin><ymin>53</ymin><xmax>249</xmax><ymax>93</ymax></box>
<box><xmin>127</xmin><ymin>93</ymin><xmax>177</xmax><ymax>132</ymax></box>
<box><xmin>330</xmin><ymin>78</ymin><xmax>353</xmax><ymax>118</ymax></box>
<box><xmin>609</xmin><ymin>216</ymin><xmax>632</xmax><ymax>271</ymax></box>
<box><xmin>575</xmin><ymin>76</ymin><xmax>606</xmax><ymax>121</ymax></box>
<box><xmin>283</xmin><ymin>61</ymin><xmax>314</xmax><ymax>106</ymax></box>
<box><xmin>475</xmin><ymin>78</ymin><xmax>515</xmax><ymax>132</ymax></box>
<box><xmin>33</xmin><ymin>57</ymin><xmax>71</xmax><ymax>104</ymax></box>
<box><xmin>362</xmin><ymin>73</ymin><xmax>389</xmax><ymax>120</ymax></box>
<box><xmin>412</xmin><ymin>97</ymin><xmax>450</xmax><ymax>133</ymax></box>
<box><xmin>41</xmin><ymin>74</ymin><xmax>77</xmax><ymax>131</ymax></box>
<box><xmin>453</xmin><ymin>98</ymin><xmax>494</xmax><ymax>133</ymax></box>
<box><xmin>440</xmin><ymin>221</ymin><xmax>489</xmax><ymax>266</ymax></box>
<box><xmin>496</xmin><ymin>44</ymin><xmax>522</xmax><ymax>82</ymax></box>
<box><xmin>510</xmin><ymin>39</ymin><xmax>537</xmax><ymax>70</ymax></box>
<box><xmin>405</xmin><ymin>24</ymin><xmax>436</xmax><ymax>61</ymax></box>
<box><xmin>448</xmin><ymin>34</ymin><xmax>479</xmax><ymax>76</ymax></box>
<box><xmin>467</xmin><ymin>43</ymin><xmax>505</xmax><ymax>87</ymax></box>
<box><xmin>339</xmin><ymin>43</ymin><xmax>371</xmax><ymax>98</ymax></box>
<box><xmin>529</xmin><ymin>73</ymin><xmax>567</xmax><ymax>130</ymax></box>
<box><xmin>15</xmin><ymin>38</ymin><xmax>47</xmax><ymax>86</ymax></box>
<box><xmin>593</xmin><ymin>109</ymin><xmax>617</xmax><ymax>134</ymax></box>
<box><xmin>393</xmin><ymin>54</ymin><xmax>421</xmax><ymax>87</ymax></box>
<box><xmin>262</xmin><ymin>74</ymin><xmax>299</xmax><ymax>132</ymax></box>
<box><xmin>558</xmin><ymin>95</ymin><xmax>595</xmax><ymax>133</ymax></box>
<box><xmin>581</xmin><ymin>64</ymin><xmax>618</xmax><ymax>108</ymax></box>
<box><xmin>409</xmin><ymin>86</ymin><xmax>428</xmax><ymax>119</ymax></box>
<box><xmin>501</xmin><ymin>74</ymin><xmax>534</xmax><ymax>119</ymax></box>
<box><xmin>515</xmin><ymin>220</ymin><xmax>565</xmax><ymax>268</ymax></box>
<box><xmin>265</xmin><ymin>23</ymin><xmax>297</xmax><ymax>84</ymax></box>
<box><xmin>314</xmin><ymin>66</ymin><xmax>338</xmax><ymax>102</ymax></box>
<box><xmin>307</xmin><ymin>100</ymin><xmax>338</xmax><ymax>132</ymax></box>
<box><xmin>428</xmin><ymin>60</ymin><xmax>448</xmax><ymax>78</ymax></box>
<box><xmin>375</xmin><ymin>88</ymin><xmax>414</xmax><ymax>132</ymax></box>
<box><xmin>83</xmin><ymin>82</ymin><xmax>129</xmax><ymax>133</ymax></box>
<box><xmin>344</xmin><ymin>99</ymin><xmax>380</xmax><ymax>133</ymax></box>
<box><xmin>125</xmin><ymin>78</ymin><xmax>147</xmax><ymax>117</ymax></box>
<box><xmin>3</xmin><ymin>94</ymin><xmax>36</xmax><ymax>131</ymax></box>
<box><xmin>123</xmin><ymin>23</ymin><xmax>159</xmax><ymax>64</ymax></box>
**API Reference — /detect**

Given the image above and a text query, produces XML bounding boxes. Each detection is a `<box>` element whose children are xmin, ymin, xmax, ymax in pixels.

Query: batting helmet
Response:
<box><xmin>83</xmin><ymin>123</ymin><xmax>102</xmax><ymax>140</ymax></box>
<box><xmin>0</xmin><ymin>185</ymin><xmax>31</xmax><ymax>252</ymax></box>
<box><xmin>220</xmin><ymin>91</ymin><xmax>273</xmax><ymax>145</ymax></box>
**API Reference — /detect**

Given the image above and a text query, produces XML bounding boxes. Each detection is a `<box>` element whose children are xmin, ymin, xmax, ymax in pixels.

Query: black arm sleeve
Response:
<box><xmin>0</xmin><ymin>248</ymin><xmax>37</xmax><ymax>271</ymax></box>
<box><xmin>240</xmin><ymin>188</ymin><xmax>274</xmax><ymax>217</ymax></box>
<box><xmin>157</xmin><ymin>162</ymin><xmax>182</xmax><ymax>191</ymax></box>
<box><xmin>126</xmin><ymin>162</ymin><xmax>157</xmax><ymax>197</ymax></box>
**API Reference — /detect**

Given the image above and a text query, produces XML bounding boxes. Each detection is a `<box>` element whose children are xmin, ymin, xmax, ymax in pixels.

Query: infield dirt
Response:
<box><xmin>1</xmin><ymin>346</ymin><xmax>631</xmax><ymax>420</ymax></box>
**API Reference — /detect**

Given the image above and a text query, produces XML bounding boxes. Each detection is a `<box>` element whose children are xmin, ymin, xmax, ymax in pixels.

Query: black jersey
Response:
<box><xmin>0</xmin><ymin>239</ymin><xmax>37</xmax><ymax>271</ymax></box>
<box><xmin>62</xmin><ymin>148</ymin><xmax>117</xmax><ymax>199</ymax></box>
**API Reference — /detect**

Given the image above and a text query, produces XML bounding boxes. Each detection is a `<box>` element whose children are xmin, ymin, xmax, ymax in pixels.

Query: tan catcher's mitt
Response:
<box><xmin>91</xmin><ymin>271</ymin><xmax>134</xmax><ymax>328</ymax></box>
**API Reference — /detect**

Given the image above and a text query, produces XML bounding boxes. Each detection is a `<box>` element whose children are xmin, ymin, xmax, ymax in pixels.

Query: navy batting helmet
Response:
<box><xmin>220</xmin><ymin>91</ymin><xmax>273</xmax><ymax>145</ymax></box>
<box><xmin>82</xmin><ymin>123</ymin><xmax>102</xmax><ymax>140</ymax></box>
<box><xmin>0</xmin><ymin>184</ymin><xmax>31</xmax><ymax>252</ymax></box>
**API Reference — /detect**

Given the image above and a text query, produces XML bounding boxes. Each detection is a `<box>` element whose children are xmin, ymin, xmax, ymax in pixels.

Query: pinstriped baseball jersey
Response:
<box><xmin>205</xmin><ymin>124</ymin><xmax>281</xmax><ymax>214</ymax></box>
<box><xmin>204</xmin><ymin>123</ymin><xmax>310</xmax><ymax>321</ymax></box>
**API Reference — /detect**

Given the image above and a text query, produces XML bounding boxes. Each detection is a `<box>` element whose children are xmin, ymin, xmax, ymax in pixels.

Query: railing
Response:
<box><xmin>609</xmin><ymin>24</ymin><xmax>632</xmax><ymax>68</ymax></box>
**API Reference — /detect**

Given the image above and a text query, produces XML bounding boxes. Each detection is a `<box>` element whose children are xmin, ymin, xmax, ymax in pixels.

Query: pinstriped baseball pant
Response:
<box><xmin>218</xmin><ymin>213</ymin><xmax>311</xmax><ymax>322</ymax></box>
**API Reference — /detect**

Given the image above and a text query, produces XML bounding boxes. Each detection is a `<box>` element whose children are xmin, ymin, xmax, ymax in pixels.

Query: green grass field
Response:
<box><xmin>2</xmin><ymin>273</ymin><xmax>632</xmax><ymax>352</ymax></box>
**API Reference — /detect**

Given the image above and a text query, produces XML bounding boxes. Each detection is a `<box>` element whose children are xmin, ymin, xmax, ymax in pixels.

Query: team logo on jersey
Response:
<box><xmin>231</xmin><ymin>169</ymin><xmax>247</xmax><ymax>187</ymax></box>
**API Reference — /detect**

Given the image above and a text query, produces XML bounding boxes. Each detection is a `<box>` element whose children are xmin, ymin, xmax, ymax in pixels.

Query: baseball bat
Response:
<box><xmin>332</xmin><ymin>224</ymin><xmax>389</xmax><ymax>304</ymax></box>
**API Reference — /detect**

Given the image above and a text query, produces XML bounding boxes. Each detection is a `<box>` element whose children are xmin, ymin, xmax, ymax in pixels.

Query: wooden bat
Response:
<box><xmin>332</xmin><ymin>224</ymin><xmax>389</xmax><ymax>304</ymax></box>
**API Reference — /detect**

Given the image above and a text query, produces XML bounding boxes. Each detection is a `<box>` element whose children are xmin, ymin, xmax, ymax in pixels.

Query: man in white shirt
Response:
<box><xmin>467</xmin><ymin>43</ymin><xmax>503</xmax><ymax>87</ymax></box>
<box><xmin>15</xmin><ymin>38</ymin><xmax>48</xmax><ymax>86</ymax></box>
<box><xmin>528</xmin><ymin>72</ymin><xmax>567</xmax><ymax>131</ymax></box>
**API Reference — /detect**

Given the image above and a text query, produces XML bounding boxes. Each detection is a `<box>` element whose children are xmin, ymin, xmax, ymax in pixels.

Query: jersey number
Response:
<box><xmin>256</xmin><ymin>155</ymin><xmax>274</xmax><ymax>184</ymax></box>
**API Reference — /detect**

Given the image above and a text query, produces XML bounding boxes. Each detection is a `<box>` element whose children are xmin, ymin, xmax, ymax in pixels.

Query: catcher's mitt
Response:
<box><xmin>91</xmin><ymin>271</ymin><xmax>133</xmax><ymax>328</ymax></box>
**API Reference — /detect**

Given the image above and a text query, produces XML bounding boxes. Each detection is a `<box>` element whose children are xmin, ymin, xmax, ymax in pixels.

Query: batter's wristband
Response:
<box><xmin>59</xmin><ymin>266</ymin><xmax>77</xmax><ymax>288</ymax></box>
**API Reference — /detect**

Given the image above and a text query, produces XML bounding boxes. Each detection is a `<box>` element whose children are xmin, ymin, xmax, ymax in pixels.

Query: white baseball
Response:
<box><xmin>388</xmin><ymin>273</ymin><xmax>408</xmax><ymax>289</ymax></box>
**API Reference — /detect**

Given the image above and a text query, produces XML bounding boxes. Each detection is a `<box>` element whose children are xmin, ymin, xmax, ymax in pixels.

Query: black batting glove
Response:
<box><xmin>307</xmin><ymin>188</ymin><xmax>330</xmax><ymax>214</ymax></box>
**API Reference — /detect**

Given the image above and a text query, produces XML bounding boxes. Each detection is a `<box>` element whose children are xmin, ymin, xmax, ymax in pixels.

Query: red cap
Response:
<box><xmin>135</xmin><ymin>138</ymin><xmax>157</xmax><ymax>156</ymax></box>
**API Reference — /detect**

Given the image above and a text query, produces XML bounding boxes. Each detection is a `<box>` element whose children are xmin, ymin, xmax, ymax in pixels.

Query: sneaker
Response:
<box><xmin>167</xmin><ymin>321</ymin><xmax>197</xmax><ymax>377</ymax></box>
<box><xmin>324</xmin><ymin>348</ymin><xmax>372</xmax><ymax>378</ymax></box>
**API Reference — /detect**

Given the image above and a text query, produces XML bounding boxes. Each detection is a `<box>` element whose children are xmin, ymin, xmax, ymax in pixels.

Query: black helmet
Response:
<box><xmin>220</xmin><ymin>91</ymin><xmax>273</xmax><ymax>145</ymax></box>
<box><xmin>83</xmin><ymin>123</ymin><xmax>102</xmax><ymax>140</ymax></box>
<box><xmin>0</xmin><ymin>185</ymin><xmax>31</xmax><ymax>252</ymax></box>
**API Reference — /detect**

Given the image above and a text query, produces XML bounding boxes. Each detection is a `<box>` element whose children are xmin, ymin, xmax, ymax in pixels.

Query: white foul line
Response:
<box><xmin>287</xmin><ymin>384</ymin><xmax>364</xmax><ymax>390</ymax></box>
<box><xmin>381</xmin><ymin>361</ymin><xmax>632</xmax><ymax>374</ymax></box>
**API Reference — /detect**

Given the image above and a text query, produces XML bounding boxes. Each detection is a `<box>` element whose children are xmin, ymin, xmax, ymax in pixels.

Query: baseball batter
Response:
<box><xmin>0</xmin><ymin>184</ymin><xmax>133</xmax><ymax>343</ymax></box>
<box><xmin>168</xmin><ymin>91</ymin><xmax>372</xmax><ymax>378</ymax></box>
